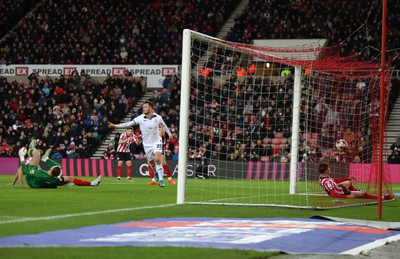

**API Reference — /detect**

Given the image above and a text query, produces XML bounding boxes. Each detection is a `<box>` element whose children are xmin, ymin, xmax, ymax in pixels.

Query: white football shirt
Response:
<box><xmin>115</xmin><ymin>113</ymin><xmax>172</xmax><ymax>148</ymax></box>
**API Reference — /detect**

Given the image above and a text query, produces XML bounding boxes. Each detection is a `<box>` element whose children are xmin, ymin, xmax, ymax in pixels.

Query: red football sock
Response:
<box><xmin>148</xmin><ymin>165</ymin><xmax>155</xmax><ymax>178</ymax></box>
<box><xmin>163</xmin><ymin>163</ymin><xmax>171</xmax><ymax>178</ymax></box>
<box><xmin>73</xmin><ymin>178</ymin><xmax>91</xmax><ymax>186</ymax></box>
<box><xmin>117</xmin><ymin>166</ymin><xmax>122</xmax><ymax>177</ymax></box>
<box><xmin>127</xmin><ymin>166</ymin><xmax>131</xmax><ymax>178</ymax></box>
<box><xmin>363</xmin><ymin>193</ymin><xmax>378</xmax><ymax>199</ymax></box>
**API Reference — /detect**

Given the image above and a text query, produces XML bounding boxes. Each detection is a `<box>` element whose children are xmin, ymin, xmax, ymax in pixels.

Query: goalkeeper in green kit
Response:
<box><xmin>17</xmin><ymin>140</ymin><xmax>102</xmax><ymax>188</ymax></box>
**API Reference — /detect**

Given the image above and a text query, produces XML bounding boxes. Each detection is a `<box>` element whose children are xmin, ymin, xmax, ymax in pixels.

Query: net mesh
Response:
<box><xmin>183</xmin><ymin>31</ymin><xmax>393</xmax><ymax>208</ymax></box>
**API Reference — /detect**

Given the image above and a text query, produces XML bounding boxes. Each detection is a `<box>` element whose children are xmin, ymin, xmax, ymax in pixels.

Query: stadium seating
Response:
<box><xmin>1</xmin><ymin>1</ymin><xmax>399</xmax><ymax>163</ymax></box>
<box><xmin>0</xmin><ymin>75</ymin><xmax>144</xmax><ymax>158</ymax></box>
<box><xmin>0</xmin><ymin>1</ymin><xmax>239</xmax><ymax>65</ymax></box>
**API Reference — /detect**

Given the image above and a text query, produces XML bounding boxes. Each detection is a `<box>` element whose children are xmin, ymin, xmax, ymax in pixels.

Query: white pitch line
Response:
<box><xmin>0</xmin><ymin>215</ymin><xmax>35</xmax><ymax>220</ymax></box>
<box><xmin>0</xmin><ymin>203</ymin><xmax>177</xmax><ymax>225</ymax></box>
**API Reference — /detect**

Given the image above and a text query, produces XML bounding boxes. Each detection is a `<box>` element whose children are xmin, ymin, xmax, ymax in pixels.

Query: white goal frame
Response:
<box><xmin>177</xmin><ymin>29</ymin><xmax>313</xmax><ymax>204</ymax></box>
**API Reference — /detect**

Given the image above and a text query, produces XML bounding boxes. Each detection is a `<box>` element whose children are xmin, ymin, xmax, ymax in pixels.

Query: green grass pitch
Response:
<box><xmin>0</xmin><ymin>175</ymin><xmax>399</xmax><ymax>258</ymax></box>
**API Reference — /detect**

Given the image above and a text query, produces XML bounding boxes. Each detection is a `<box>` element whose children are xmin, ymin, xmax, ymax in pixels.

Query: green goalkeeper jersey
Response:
<box><xmin>21</xmin><ymin>162</ymin><xmax>62</xmax><ymax>188</ymax></box>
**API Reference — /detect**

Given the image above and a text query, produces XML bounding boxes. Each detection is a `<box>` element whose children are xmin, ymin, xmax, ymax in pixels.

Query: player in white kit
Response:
<box><xmin>108</xmin><ymin>101</ymin><xmax>172</xmax><ymax>187</ymax></box>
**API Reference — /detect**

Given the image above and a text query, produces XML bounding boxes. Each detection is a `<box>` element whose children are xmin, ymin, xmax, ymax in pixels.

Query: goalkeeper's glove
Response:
<box><xmin>18</xmin><ymin>147</ymin><xmax>27</xmax><ymax>162</ymax></box>
<box><xmin>57</xmin><ymin>172</ymin><xmax>63</xmax><ymax>181</ymax></box>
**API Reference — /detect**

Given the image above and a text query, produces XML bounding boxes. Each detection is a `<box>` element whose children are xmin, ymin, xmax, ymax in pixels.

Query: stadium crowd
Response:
<box><xmin>1</xmin><ymin>0</ymin><xmax>400</xmax><ymax>163</ymax></box>
<box><xmin>226</xmin><ymin>0</ymin><xmax>400</xmax><ymax>66</ymax></box>
<box><xmin>0</xmin><ymin>73</ymin><xmax>145</xmax><ymax>158</ymax></box>
<box><xmin>0</xmin><ymin>0</ymin><xmax>238</xmax><ymax>65</ymax></box>
<box><xmin>186</xmin><ymin>70</ymin><xmax>400</xmax><ymax>164</ymax></box>
<box><xmin>1</xmin><ymin>1</ymin><xmax>399</xmax><ymax>66</ymax></box>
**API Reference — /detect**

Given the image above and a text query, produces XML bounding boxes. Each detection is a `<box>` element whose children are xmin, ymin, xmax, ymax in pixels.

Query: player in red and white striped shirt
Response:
<box><xmin>116</xmin><ymin>127</ymin><xmax>137</xmax><ymax>182</ymax></box>
<box><xmin>318</xmin><ymin>163</ymin><xmax>394</xmax><ymax>200</ymax></box>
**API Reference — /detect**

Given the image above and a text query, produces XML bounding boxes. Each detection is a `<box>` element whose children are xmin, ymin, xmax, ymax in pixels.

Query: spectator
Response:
<box><xmin>252</xmin><ymin>140</ymin><xmax>266</xmax><ymax>161</ymax></box>
<box><xmin>58</xmin><ymin>144</ymin><xmax>67</xmax><ymax>158</ymax></box>
<box><xmin>67</xmin><ymin>148</ymin><xmax>80</xmax><ymax>159</ymax></box>
<box><xmin>104</xmin><ymin>143</ymin><xmax>116</xmax><ymax>160</ymax></box>
<box><xmin>50</xmin><ymin>148</ymin><xmax>63</xmax><ymax>159</ymax></box>
<box><xmin>388</xmin><ymin>136</ymin><xmax>400</xmax><ymax>164</ymax></box>
<box><xmin>325</xmin><ymin>105</ymin><xmax>340</xmax><ymax>135</ymax></box>
<box><xmin>195</xmin><ymin>158</ymin><xmax>209</xmax><ymax>179</ymax></box>
<box><xmin>162</xmin><ymin>75</ymin><xmax>172</xmax><ymax>89</ymax></box>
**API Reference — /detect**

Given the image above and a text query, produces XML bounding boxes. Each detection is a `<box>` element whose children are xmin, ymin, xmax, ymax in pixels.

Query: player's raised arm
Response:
<box><xmin>109</xmin><ymin>120</ymin><xmax>136</xmax><ymax>129</ymax></box>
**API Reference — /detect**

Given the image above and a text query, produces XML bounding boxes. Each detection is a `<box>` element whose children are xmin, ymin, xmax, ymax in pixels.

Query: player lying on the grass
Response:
<box><xmin>318</xmin><ymin>162</ymin><xmax>394</xmax><ymax>200</ymax></box>
<box><xmin>9</xmin><ymin>140</ymin><xmax>48</xmax><ymax>187</ymax></box>
<box><xmin>10</xmin><ymin>150</ymin><xmax>101</xmax><ymax>188</ymax></box>
<box><xmin>8</xmin><ymin>155</ymin><xmax>34</xmax><ymax>187</ymax></box>
<box><xmin>17</xmin><ymin>144</ymin><xmax>101</xmax><ymax>188</ymax></box>
<box><xmin>148</xmin><ymin>125</ymin><xmax>175</xmax><ymax>186</ymax></box>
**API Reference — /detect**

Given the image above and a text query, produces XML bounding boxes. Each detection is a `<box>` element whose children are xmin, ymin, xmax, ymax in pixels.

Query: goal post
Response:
<box><xmin>177</xmin><ymin>29</ymin><xmax>192</xmax><ymax>204</ymax></box>
<box><xmin>289</xmin><ymin>66</ymin><xmax>302</xmax><ymax>195</ymax></box>
<box><xmin>177</xmin><ymin>29</ymin><xmax>394</xmax><ymax>208</ymax></box>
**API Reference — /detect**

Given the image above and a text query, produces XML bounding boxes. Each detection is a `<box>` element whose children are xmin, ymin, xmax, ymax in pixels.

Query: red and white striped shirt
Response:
<box><xmin>24</xmin><ymin>156</ymin><xmax>42</xmax><ymax>169</ymax></box>
<box><xmin>24</xmin><ymin>157</ymin><xmax>32</xmax><ymax>166</ymax></box>
<box><xmin>117</xmin><ymin>132</ymin><xmax>136</xmax><ymax>153</ymax></box>
<box><xmin>319</xmin><ymin>177</ymin><xmax>345</xmax><ymax>195</ymax></box>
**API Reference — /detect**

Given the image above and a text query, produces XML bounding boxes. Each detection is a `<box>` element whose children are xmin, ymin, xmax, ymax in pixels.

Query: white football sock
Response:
<box><xmin>156</xmin><ymin>163</ymin><xmax>164</xmax><ymax>181</ymax></box>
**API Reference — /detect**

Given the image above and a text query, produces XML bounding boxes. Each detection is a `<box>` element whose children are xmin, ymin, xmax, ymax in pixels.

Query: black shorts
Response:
<box><xmin>340</xmin><ymin>186</ymin><xmax>351</xmax><ymax>195</ymax></box>
<box><xmin>117</xmin><ymin>152</ymin><xmax>132</xmax><ymax>161</ymax></box>
<box><xmin>161</xmin><ymin>143</ymin><xmax>166</xmax><ymax>155</ymax></box>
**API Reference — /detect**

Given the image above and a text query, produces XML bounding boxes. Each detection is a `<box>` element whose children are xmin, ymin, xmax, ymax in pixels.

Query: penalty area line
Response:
<box><xmin>0</xmin><ymin>203</ymin><xmax>177</xmax><ymax>225</ymax></box>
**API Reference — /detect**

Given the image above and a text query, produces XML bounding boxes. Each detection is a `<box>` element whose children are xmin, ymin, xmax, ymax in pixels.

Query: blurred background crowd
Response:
<box><xmin>0</xmin><ymin>0</ymin><xmax>399</xmax><ymax>163</ymax></box>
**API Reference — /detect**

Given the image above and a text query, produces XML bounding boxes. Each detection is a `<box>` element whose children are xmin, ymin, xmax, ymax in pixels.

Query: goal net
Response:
<box><xmin>177</xmin><ymin>29</ymin><xmax>394</xmax><ymax>208</ymax></box>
